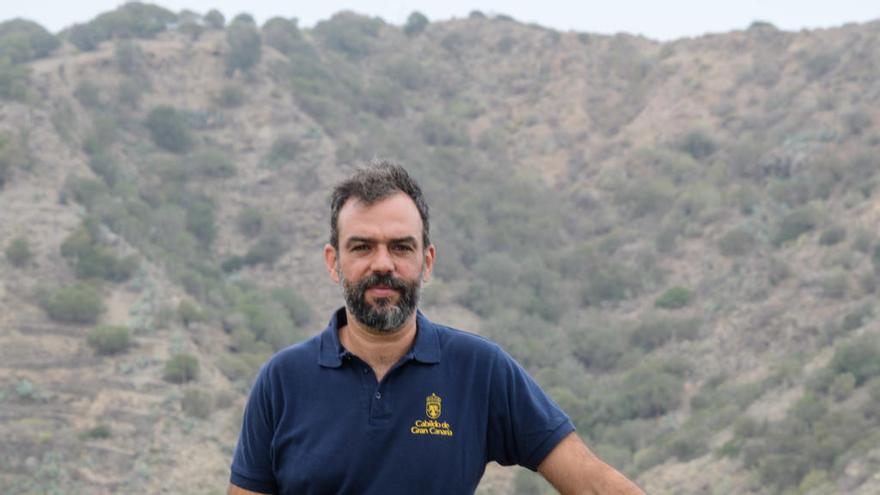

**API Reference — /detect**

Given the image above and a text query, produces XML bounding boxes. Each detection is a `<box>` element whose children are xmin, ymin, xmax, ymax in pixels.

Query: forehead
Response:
<box><xmin>337</xmin><ymin>192</ymin><xmax>423</xmax><ymax>242</ymax></box>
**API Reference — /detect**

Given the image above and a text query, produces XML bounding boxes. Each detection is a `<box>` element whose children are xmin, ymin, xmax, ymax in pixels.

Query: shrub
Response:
<box><xmin>675</xmin><ymin>129</ymin><xmax>717</xmax><ymax>159</ymax></box>
<box><xmin>236</xmin><ymin>207</ymin><xmax>265</xmax><ymax>236</ymax></box>
<box><xmin>843</xmin><ymin>110</ymin><xmax>872</xmax><ymax>137</ymax></box>
<box><xmin>404</xmin><ymin>12</ymin><xmax>429</xmax><ymax>36</ymax></box>
<box><xmin>217</xmin><ymin>85</ymin><xmax>245</xmax><ymax>108</ymax></box>
<box><xmin>569</xmin><ymin>323</ymin><xmax>629</xmax><ymax>371</ymax></box>
<box><xmin>819</xmin><ymin>226</ymin><xmax>846</xmax><ymax>246</ymax></box>
<box><xmin>80</xmin><ymin>424</ymin><xmax>112</xmax><ymax>439</ymax></box>
<box><xmin>270</xmin><ymin>287</ymin><xmax>313</xmax><ymax>326</ymax></box>
<box><xmin>5</xmin><ymin>236</ymin><xmax>32</xmax><ymax>267</ymax></box>
<box><xmin>243</xmin><ymin>229</ymin><xmax>287</xmax><ymax>266</ymax></box>
<box><xmin>184</xmin><ymin>196</ymin><xmax>217</xmax><ymax>246</ymax></box>
<box><xmin>163</xmin><ymin>353</ymin><xmax>199</xmax><ymax>383</ymax></box>
<box><xmin>225</xmin><ymin>15</ymin><xmax>261</xmax><ymax>74</ymax></box>
<box><xmin>314</xmin><ymin>12</ymin><xmax>383</xmax><ymax>58</ymax></box>
<box><xmin>630</xmin><ymin>316</ymin><xmax>701</xmax><ymax>351</ymax></box>
<box><xmin>262</xmin><ymin>17</ymin><xmax>305</xmax><ymax>55</ymax></box>
<box><xmin>145</xmin><ymin>106</ymin><xmax>193</xmax><ymax>153</ymax></box>
<box><xmin>0</xmin><ymin>59</ymin><xmax>30</xmax><ymax>101</ymax></box>
<box><xmin>655</xmin><ymin>287</ymin><xmax>693</xmax><ymax>309</ymax></box>
<box><xmin>181</xmin><ymin>387</ymin><xmax>213</xmax><ymax>418</ymax></box>
<box><xmin>204</xmin><ymin>9</ymin><xmax>225</xmax><ymax>29</ymax></box>
<box><xmin>718</xmin><ymin>227</ymin><xmax>755</xmax><ymax>257</ymax></box>
<box><xmin>830</xmin><ymin>335</ymin><xmax>880</xmax><ymax>385</ymax></box>
<box><xmin>67</xmin><ymin>3</ymin><xmax>176</xmax><ymax>51</ymax></box>
<box><xmin>40</xmin><ymin>283</ymin><xmax>104</xmax><ymax>324</ymax></box>
<box><xmin>191</xmin><ymin>149</ymin><xmax>236</xmax><ymax>178</ymax></box>
<box><xmin>614</xmin><ymin>362</ymin><xmax>686</xmax><ymax>420</ymax></box>
<box><xmin>87</xmin><ymin>325</ymin><xmax>131</xmax><ymax>355</ymax></box>
<box><xmin>772</xmin><ymin>207</ymin><xmax>818</xmax><ymax>246</ymax></box>
<box><xmin>266</xmin><ymin>135</ymin><xmax>299</xmax><ymax>167</ymax></box>
<box><xmin>0</xmin><ymin>19</ymin><xmax>59</xmax><ymax>63</ymax></box>
<box><xmin>0</xmin><ymin>132</ymin><xmax>31</xmax><ymax>185</ymax></box>
<box><xmin>114</xmin><ymin>39</ymin><xmax>144</xmax><ymax>75</ymax></box>
<box><xmin>178</xmin><ymin>300</ymin><xmax>204</xmax><ymax>327</ymax></box>
<box><xmin>419</xmin><ymin>115</ymin><xmax>469</xmax><ymax>146</ymax></box>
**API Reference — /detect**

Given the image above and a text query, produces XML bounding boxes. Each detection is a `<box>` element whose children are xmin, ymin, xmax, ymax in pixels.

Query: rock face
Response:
<box><xmin>1</xmin><ymin>8</ymin><xmax>880</xmax><ymax>494</ymax></box>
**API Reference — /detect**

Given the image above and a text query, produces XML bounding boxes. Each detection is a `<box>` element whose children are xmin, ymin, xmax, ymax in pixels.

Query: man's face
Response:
<box><xmin>324</xmin><ymin>192</ymin><xmax>435</xmax><ymax>333</ymax></box>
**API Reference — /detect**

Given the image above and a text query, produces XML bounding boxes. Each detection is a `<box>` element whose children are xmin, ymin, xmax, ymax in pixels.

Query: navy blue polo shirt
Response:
<box><xmin>230</xmin><ymin>308</ymin><xmax>574</xmax><ymax>494</ymax></box>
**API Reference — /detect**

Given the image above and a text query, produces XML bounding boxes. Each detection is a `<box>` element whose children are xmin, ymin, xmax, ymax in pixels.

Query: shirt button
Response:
<box><xmin>375</xmin><ymin>392</ymin><xmax>381</xmax><ymax>400</ymax></box>
<box><xmin>362</xmin><ymin>368</ymin><xmax>369</xmax><ymax>374</ymax></box>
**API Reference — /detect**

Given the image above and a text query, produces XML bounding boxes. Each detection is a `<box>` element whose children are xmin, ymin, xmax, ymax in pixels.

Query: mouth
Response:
<box><xmin>367</xmin><ymin>286</ymin><xmax>400</xmax><ymax>298</ymax></box>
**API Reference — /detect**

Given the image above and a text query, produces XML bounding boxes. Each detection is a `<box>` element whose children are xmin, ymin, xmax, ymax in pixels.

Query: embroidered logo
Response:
<box><xmin>410</xmin><ymin>393</ymin><xmax>453</xmax><ymax>437</ymax></box>
<box><xmin>426</xmin><ymin>393</ymin><xmax>442</xmax><ymax>419</ymax></box>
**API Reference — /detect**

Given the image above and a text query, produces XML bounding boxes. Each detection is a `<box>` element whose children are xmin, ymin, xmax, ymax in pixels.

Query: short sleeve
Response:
<box><xmin>486</xmin><ymin>346</ymin><xmax>575</xmax><ymax>471</ymax></box>
<box><xmin>230</xmin><ymin>365</ymin><xmax>279</xmax><ymax>493</ymax></box>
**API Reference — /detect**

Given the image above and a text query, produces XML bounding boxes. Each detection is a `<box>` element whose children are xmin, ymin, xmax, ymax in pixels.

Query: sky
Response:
<box><xmin>1</xmin><ymin>1</ymin><xmax>878</xmax><ymax>41</ymax></box>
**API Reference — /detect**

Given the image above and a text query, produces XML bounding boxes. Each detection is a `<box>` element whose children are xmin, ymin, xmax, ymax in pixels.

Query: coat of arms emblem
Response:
<box><xmin>426</xmin><ymin>393</ymin><xmax>442</xmax><ymax>419</ymax></box>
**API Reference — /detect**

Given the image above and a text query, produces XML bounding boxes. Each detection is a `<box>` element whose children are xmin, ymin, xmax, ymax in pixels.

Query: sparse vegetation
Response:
<box><xmin>163</xmin><ymin>353</ymin><xmax>199</xmax><ymax>383</ymax></box>
<box><xmin>87</xmin><ymin>325</ymin><xmax>131</xmax><ymax>355</ymax></box>
<box><xmin>39</xmin><ymin>283</ymin><xmax>104</xmax><ymax>324</ymax></box>
<box><xmin>5</xmin><ymin>236</ymin><xmax>32</xmax><ymax>267</ymax></box>
<box><xmin>146</xmin><ymin>106</ymin><xmax>193</xmax><ymax>153</ymax></box>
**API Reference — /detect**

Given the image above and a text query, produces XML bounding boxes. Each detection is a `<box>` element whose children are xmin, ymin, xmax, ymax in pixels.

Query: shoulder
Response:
<box><xmin>430</xmin><ymin>321</ymin><xmax>507</xmax><ymax>362</ymax></box>
<box><xmin>257</xmin><ymin>333</ymin><xmax>322</xmax><ymax>381</ymax></box>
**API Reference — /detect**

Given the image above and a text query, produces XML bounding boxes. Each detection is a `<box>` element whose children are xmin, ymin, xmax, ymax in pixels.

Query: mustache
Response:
<box><xmin>357</xmin><ymin>272</ymin><xmax>409</xmax><ymax>293</ymax></box>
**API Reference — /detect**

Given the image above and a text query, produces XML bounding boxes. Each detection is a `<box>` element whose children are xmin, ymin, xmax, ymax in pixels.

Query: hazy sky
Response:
<box><xmin>2</xmin><ymin>1</ymin><xmax>878</xmax><ymax>40</ymax></box>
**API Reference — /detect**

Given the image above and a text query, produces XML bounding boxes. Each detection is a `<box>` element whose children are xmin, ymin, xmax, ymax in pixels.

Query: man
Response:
<box><xmin>229</xmin><ymin>162</ymin><xmax>644</xmax><ymax>494</ymax></box>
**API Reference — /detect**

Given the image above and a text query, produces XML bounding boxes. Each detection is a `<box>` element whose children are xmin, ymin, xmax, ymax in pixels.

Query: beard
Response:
<box><xmin>341</xmin><ymin>270</ymin><xmax>422</xmax><ymax>333</ymax></box>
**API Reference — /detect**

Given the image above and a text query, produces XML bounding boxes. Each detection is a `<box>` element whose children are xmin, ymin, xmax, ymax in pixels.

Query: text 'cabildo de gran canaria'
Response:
<box><xmin>410</xmin><ymin>419</ymin><xmax>454</xmax><ymax>436</ymax></box>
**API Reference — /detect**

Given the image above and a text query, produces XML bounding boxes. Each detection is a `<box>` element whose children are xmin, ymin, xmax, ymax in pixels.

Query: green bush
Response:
<box><xmin>270</xmin><ymin>287</ymin><xmax>313</xmax><ymax>327</ymax></box>
<box><xmin>630</xmin><ymin>316</ymin><xmax>701</xmax><ymax>351</ymax></box>
<box><xmin>145</xmin><ymin>106</ymin><xmax>193</xmax><ymax>153</ymax></box>
<box><xmin>80</xmin><ymin>424</ymin><xmax>112</xmax><ymax>439</ymax></box>
<box><xmin>87</xmin><ymin>325</ymin><xmax>131</xmax><ymax>355</ymax></box>
<box><xmin>655</xmin><ymin>287</ymin><xmax>693</xmax><ymax>309</ymax></box>
<box><xmin>843</xmin><ymin>110</ymin><xmax>872</xmax><ymax>137</ymax></box>
<box><xmin>718</xmin><ymin>227</ymin><xmax>755</xmax><ymax>257</ymax></box>
<box><xmin>163</xmin><ymin>353</ymin><xmax>199</xmax><ymax>383</ymax></box>
<box><xmin>404</xmin><ymin>12</ymin><xmax>429</xmax><ymax>36</ymax></box>
<box><xmin>217</xmin><ymin>85</ymin><xmax>245</xmax><ymax>108</ymax></box>
<box><xmin>40</xmin><ymin>283</ymin><xmax>105</xmax><ymax>324</ymax></box>
<box><xmin>236</xmin><ymin>207</ymin><xmax>265</xmax><ymax>237</ymax></box>
<box><xmin>772</xmin><ymin>207</ymin><xmax>818</xmax><ymax>247</ymax></box>
<box><xmin>114</xmin><ymin>39</ymin><xmax>144</xmax><ymax>74</ymax></box>
<box><xmin>181</xmin><ymin>387</ymin><xmax>213</xmax><ymax>418</ymax></box>
<box><xmin>67</xmin><ymin>3</ymin><xmax>176</xmax><ymax>51</ymax></box>
<box><xmin>0</xmin><ymin>19</ymin><xmax>59</xmax><ymax>63</ymax></box>
<box><xmin>191</xmin><ymin>149</ymin><xmax>236</xmax><ymax>178</ymax></box>
<box><xmin>225</xmin><ymin>15</ymin><xmax>261</xmax><ymax>74</ymax></box>
<box><xmin>314</xmin><ymin>12</ymin><xmax>383</xmax><ymax>59</ymax></box>
<box><xmin>614</xmin><ymin>361</ymin><xmax>686</xmax><ymax>420</ymax></box>
<box><xmin>675</xmin><ymin>129</ymin><xmax>717</xmax><ymax>159</ymax></box>
<box><xmin>243</xmin><ymin>229</ymin><xmax>287</xmax><ymax>266</ymax></box>
<box><xmin>178</xmin><ymin>300</ymin><xmax>204</xmax><ymax>327</ymax></box>
<box><xmin>61</xmin><ymin>222</ymin><xmax>139</xmax><ymax>282</ymax></box>
<box><xmin>204</xmin><ymin>9</ymin><xmax>225</xmax><ymax>29</ymax></box>
<box><xmin>5</xmin><ymin>236</ymin><xmax>32</xmax><ymax>267</ymax></box>
<box><xmin>830</xmin><ymin>335</ymin><xmax>880</xmax><ymax>385</ymax></box>
<box><xmin>569</xmin><ymin>323</ymin><xmax>629</xmax><ymax>371</ymax></box>
<box><xmin>262</xmin><ymin>17</ymin><xmax>305</xmax><ymax>55</ymax></box>
<box><xmin>0</xmin><ymin>132</ymin><xmax>31</xmax><ymax>185</ymax></box>
<box><xmin>0</xmin><ymin>59</ymin><xmax>30</xmax><ymax>101</ymax></box>
<box><xmin>819</xmin><ymin>226</ymin><xmax>846</xmax><ymax>246</ymax></box>
<box><xmin>266</xmin><ymin>135</ymin><xmax>299</xmax><ymax>167</ymax></box>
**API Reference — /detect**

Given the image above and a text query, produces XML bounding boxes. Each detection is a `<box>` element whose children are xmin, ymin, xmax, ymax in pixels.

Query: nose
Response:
<box><xmin>369</xmin><ymin>245</ymin><xmax>394</xmax><ymax>273</ymax></box>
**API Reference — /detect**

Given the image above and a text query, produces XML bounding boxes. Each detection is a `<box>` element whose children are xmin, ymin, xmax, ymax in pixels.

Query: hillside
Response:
<box><xmin>1</xmin><ymin>5</ymin><xmax>880</xmax><ymax>494</ymax></box>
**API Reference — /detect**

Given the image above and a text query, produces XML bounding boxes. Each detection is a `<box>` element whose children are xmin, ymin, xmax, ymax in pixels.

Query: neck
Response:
<box><xmin>339</xmin><ymin>309</ymin><xmax>418</xmax><ymax>374</ymax></box>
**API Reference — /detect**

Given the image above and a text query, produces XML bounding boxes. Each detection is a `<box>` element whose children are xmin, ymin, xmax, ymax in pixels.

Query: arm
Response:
<box><xmin>538</xmin><ymin>433</ymin><xmax>645</xmax><ymax>495</ymax></box>
<box><xmin>228</xmin><ymin>483</ymin><xmax>271</xmax><ymax>495</ymax></box>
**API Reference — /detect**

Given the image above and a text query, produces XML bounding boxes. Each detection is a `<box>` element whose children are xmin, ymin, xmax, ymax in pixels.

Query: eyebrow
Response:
<box><xmin>344</xmin><ymin>236</ymin><xmax>418</xmax><ymax>248</ymax></box>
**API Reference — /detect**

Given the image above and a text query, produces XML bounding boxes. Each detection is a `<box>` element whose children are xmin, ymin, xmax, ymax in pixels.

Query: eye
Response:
<box><xmin>351</xmin><ymin>244</ymin><xmax>370</xmax><ymax>252</ymax></box>
<box><xmin>392</xmin><ymin>244</ymin><xmax>415</xmax><ymax>252</ymax></box>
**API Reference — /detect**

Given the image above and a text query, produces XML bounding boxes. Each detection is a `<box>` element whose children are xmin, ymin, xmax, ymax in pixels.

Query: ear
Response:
<box><xmin>422</xmin><ymin>244</ymin><xmax>436</xmax><ymax>282</ymax></box>
<box><xmin>324</xmin><ymin>244</ymin><xmax>340</xmax><ymax>283</ymax></box>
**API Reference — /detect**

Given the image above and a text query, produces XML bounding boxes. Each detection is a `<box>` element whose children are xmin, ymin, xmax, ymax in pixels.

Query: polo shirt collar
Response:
<box><xmin>318</xmin><ymin>307</ymin><xmax>440</xmax><ymax>367</ymax></box>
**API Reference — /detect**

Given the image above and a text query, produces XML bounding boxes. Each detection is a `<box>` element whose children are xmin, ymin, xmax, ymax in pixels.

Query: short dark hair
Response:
<box><xmin>329</xmin><ymin>160</ymin><xmax>430</xmax><ymax>250</ymax></box>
